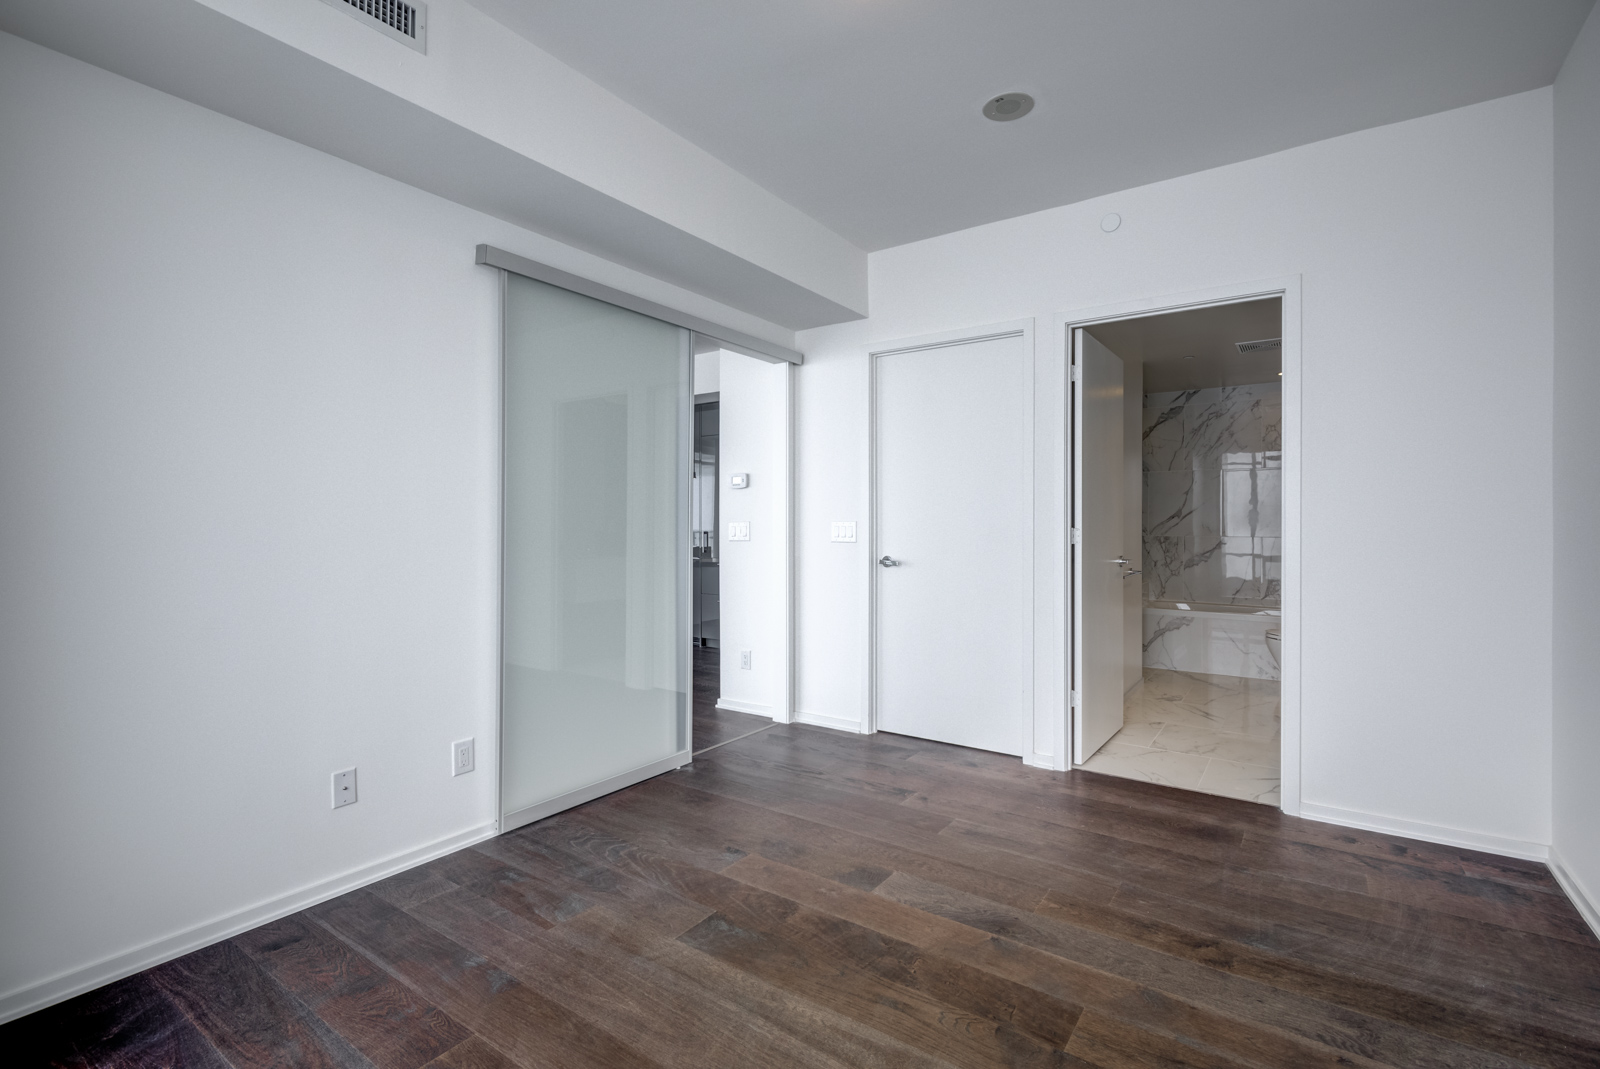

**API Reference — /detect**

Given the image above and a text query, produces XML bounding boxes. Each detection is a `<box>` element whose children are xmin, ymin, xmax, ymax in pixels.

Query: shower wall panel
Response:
<box><xmin>1143</xmin><ymin>383</ymin><xmax>1282</xmax><ymax>608</ymax></box>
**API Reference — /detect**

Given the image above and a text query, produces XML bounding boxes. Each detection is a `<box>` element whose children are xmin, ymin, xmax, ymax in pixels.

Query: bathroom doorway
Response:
<box><xmin>1070</xmin><ymin>296</ymin><xmax>1288</xmax><ymax>806</ymax></box>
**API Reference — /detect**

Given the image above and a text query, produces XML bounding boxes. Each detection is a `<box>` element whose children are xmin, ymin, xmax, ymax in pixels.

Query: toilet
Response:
<box><xmin>1265</xmin><ymin>629</ymin><xmax>1281</xmax><ymax>670</ymax></box>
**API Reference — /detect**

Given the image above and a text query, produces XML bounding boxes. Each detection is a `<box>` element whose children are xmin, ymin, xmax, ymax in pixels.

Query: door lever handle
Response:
<box><xmin>1111</xmin><ymin>557</ymin><xmax>1131</xmax><ymax>566</ymax></box>
<box><xmin>1122</xmin><ymin>568</ymin><xmax>1142</xmax><ymax>578</ymax></box>
<box><xmin>879</xmin><ymin>556</ymin><xmax>901</xmax><ymax>568</ymax></box>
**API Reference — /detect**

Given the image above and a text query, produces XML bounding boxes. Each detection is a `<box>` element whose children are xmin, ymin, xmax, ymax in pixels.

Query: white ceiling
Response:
<box><xmin>471</xmin><ymin>0</ymin><xmax>1592</xmax><ymax>251</ymax></box>
<box><xmin>1087</xmin><ymin>298</ymin><xmax>1282</xmax><ymax>392</ymax></box>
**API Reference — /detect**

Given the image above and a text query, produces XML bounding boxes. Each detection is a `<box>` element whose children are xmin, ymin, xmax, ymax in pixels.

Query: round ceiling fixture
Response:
<box><xmin>983</xmin><ymin>93</ymin><xmax>1034</xmax><ymax>122</ymax></box>
<box><xmin>1100</xmin><ymin>213</ymin><xmax>1122</xmax><ymax>232</ymax></box>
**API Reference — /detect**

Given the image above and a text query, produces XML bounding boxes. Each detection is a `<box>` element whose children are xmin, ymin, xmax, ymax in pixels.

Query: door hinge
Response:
<box><xmin>1069</xmin><ymin>690</ymin><xmax>1080</xmax><ymax>709</ymax></box>
<box><xmin>1069</xmin><ymin>527</ymin><xmax>1081</xmax><ymax>545</ymax></box>
<box><xmin>1068</xmin><ymin>365</ymin><xmax>1080</xmax><ymax>382</ymax></box>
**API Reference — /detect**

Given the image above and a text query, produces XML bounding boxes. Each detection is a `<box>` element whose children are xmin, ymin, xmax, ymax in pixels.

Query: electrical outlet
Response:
<box><xmin>331</xmin><ymin>768</ymin><xmax>356</xmax><ymax>809</ymax></box>
<box><xmin>452</xmin><ymin>738</ymin><xmax>475</xmax><ymax>776</ymax></box>
<box><xmin>740</xmin><ymin>650</ymin><xmax>752</xmax><ymax>670</ymax></box>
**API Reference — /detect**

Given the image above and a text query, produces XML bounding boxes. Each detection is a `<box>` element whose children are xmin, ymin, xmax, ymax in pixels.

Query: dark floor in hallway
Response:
<box><xmin>692</xmin><ymin>644</ymin><xmax>772</xmax><ymax>754</ymax></box>
<box><xmin>8</xmin><ymin>722</ymin><xmax>1600</xmax><ymax>1068</ymax></box>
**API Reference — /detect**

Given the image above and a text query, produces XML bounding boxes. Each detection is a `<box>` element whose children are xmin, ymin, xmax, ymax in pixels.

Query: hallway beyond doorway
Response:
<box><xmin>1082</xmin><ymin>668</ymin><xmax>1280</xmax><ymax>805</ymax></box>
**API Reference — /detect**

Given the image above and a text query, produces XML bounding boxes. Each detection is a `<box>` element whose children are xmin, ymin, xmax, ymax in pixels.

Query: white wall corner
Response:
<box><xmin>1549</xmin><ymin>846</ymin><xmax>1600</xmax><ymax>942</ymax></box>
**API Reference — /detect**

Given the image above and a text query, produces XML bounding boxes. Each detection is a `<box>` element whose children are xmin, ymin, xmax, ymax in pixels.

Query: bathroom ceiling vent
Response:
<box><xmin>317</xmin><ymin>0</ymin><xmax>427</xmax><ymax>52</ymax></box>
<box><xmin>1235</xmin><ymin>337</ymin><xmax>1282</xmax><ymax>354</ymax></box>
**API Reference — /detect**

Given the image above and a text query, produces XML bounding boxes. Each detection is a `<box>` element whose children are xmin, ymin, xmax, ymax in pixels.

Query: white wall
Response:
<box><xmin>1552</xmin><ymin>3</ymin><xmax>1600</xmax><ymax>931</ymax></box>
<box><xmin>0</xmin><ymin>30</ymin><xmax>790</xmax><ymax>1021</ymax></box>
<box><xmin>716</xmin><ymin>352</ymin><xmax>791</xmax><ymax>720</ymax></box>
<box><xmin>796</xmin><ymin>88</ymin><xmax>1555</xmax><ymax>854</ymax></box>
<box><xmin>693</xmin><ymin>350</ymin><xmax>721</xmax><ymax>395</ymax></box>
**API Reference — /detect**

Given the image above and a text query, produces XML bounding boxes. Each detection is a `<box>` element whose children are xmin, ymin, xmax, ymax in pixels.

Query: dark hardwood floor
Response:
<box><xmin>10</xmin><ymin>721</ymin><xmax>1600</xmax><ymax>1068</ymax></box>
<box><xmin>691</xmin><ymin>645</ymin><xmax>773</xmax><ymax>753</ymax></box>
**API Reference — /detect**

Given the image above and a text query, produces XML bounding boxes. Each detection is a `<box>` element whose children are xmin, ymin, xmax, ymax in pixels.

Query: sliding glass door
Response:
<box><xmin>501</xmin><ymin>273</ymin><xmax>691</xmax><ymax>831</ymax></box>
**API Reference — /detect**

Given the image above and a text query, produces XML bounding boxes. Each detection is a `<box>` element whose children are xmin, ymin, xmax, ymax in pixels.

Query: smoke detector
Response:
<box><xmin>983</xmin><ymin>94</ymin><xmax>1034</xmax><ymax>122</ymax></box>
<box><xmin>1235</xmin><ymin>338</ymin><xmax>1282</xmax><ymax>354</ymax></box>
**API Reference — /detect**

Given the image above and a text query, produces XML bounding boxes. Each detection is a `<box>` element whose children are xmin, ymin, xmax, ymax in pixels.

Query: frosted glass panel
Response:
<box><xmin>502</xmin><ymin>274</ymin><xmax>690</xmax><ymax>823</ymax></box>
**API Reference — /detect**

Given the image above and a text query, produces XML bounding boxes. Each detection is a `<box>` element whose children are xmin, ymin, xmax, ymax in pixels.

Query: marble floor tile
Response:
<box><xmin>1150</xmin><ymin>722</ymin><xmax>1278</xmax><ymax>767</ymax></box>
<box><xmin>1105</xmin><ymin>720</ymin><xmax>1164</xmax><ymax>747</ymax></box>
<box><xmin>1084</xmin><ymin>668</ymin><xmax>1280</xmax><ymax>806</ymax></box>
<box><xmin>1198</xmin><ymin>758</ymin><xmax>1281</xmax><ymax>804</ymax></box>
<box><xmin>1079</xmin><ymin>745</ymin><xmax>1211</xmax><ymax>791</ymax></box>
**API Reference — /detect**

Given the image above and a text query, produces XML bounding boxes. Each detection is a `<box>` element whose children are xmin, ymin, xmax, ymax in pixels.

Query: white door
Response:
<box><xmin>875</xmin><ymin>332</ymin><xmax>1030</xmax><ymax>755</ymax></box>
<box><xmin>1073</xmin><ymin>330</ymin><xmax>1127</xmax><ymax>763</ymax></box>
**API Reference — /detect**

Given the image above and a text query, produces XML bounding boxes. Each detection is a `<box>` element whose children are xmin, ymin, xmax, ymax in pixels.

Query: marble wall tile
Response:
<box><xmin>1142</xmin><ymin>382</ymin><xmax>1281</xmax><ymax>609</ymax></box>
<box><xmin>1142</xmin><ymin>397</ymin><xmax>1187</xmax><ymax>472</ymax></box>
<box><xmin>1143</xmin><ymin>610</ymin><xmax>1279</xmax><ymax>681</ymax></box>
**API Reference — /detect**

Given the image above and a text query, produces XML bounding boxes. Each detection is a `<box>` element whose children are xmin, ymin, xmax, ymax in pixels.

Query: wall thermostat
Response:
<box><xmin>729</xmin><ymin>473</ymin><xmax>749</xmax><ymax>489</ymax></box>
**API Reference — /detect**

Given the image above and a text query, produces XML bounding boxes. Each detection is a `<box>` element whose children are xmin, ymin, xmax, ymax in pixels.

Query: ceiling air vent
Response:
<box><xmin>1235</xmin><ymin>338</ymin><xmax>1282</xmax><ymax>354</ymax></box>
<box><xmin>317</xmin><ymin>0</ymin><xmax>427</xmax><ymax>53</ymax></box>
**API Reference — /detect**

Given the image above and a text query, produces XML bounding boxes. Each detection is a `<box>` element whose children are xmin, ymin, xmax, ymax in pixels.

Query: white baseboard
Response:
<box><xmin>794</xmin><ymin>709</ymin><xmax>866</xmax><ymax>733</ymax></box>
<box><xmin>1549</xmin><ymin>846</ymin><xmax>1600</xmax><ymax>941</ymax></box>
<box><xmin>0</xmin><ymin>822</ymin><xmax>496</xmax><ymax>1025</ymax></box>
<box><xmin>715</xmin><ymin>698</ymin><xmax>773</xmax><ymax>717</ymax></box>
<box><xmin>1297</xmin><ymin>802</ymin><xmax>1549</xmax><ymax>861</ymax></box>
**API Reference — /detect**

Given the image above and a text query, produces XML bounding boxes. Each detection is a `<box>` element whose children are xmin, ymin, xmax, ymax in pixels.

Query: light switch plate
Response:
<box><xmin>729</xmin><ymin>472</ymin><xmax>749</xmax><ymax>489</ymax></box>
<box><xmin>830</xmin><ymin>521</ymin><xmax>857</xmax><ymax>543</ymax></box>
<box><xmin>728</xmin><ymin>521</ymin><xmax>751</xmax><ymax>541</ymax></box>
<box><xmin>332</xmin><ymin>768</ymin><xmax>357</xmax><ymax>809</ymax></box>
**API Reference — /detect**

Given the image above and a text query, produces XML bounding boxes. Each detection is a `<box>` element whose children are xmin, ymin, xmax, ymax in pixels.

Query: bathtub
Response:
<box><xmin>1143</xmin><ymin>601</ymin><xmax>1279</xmax><ymax>681</ymax></box>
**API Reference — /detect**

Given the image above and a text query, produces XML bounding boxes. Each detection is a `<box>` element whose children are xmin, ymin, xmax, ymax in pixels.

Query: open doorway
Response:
<box><xmin>690</xmin><ymin>340</ymin><xmax>792</xmax><ymax>753</ymax></box>
<box><xmin>1072</xmin><ymin>297</ymin><xmax>1284</xmax><ymax>805</ymax></box>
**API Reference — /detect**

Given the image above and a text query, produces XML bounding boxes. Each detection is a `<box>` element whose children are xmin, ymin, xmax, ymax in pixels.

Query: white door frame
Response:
<box><xmin>1054</xmin><ymin>276</ymin><xmax>1303</xmax><ymax>815</ymax></box>
<box><xmin>865</xmin><ymin>320</ymin><xmax>1037</xmax><ymax>754</ymax></box>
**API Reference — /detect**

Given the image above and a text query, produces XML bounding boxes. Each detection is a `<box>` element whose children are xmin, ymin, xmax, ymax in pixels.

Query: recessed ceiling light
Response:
<box><xmin>983</xmin><ymin>93</ymin><xmax>1034</xmax><ymax>122</ymax></box>
<box><xmin>1182</xmin><ymin>355</ymin><xmax>1196</xmax><ymax>361</ymax></box>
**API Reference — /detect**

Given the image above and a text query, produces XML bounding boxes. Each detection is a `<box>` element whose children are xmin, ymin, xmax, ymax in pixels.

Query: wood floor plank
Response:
<box><xmin>14</xmin><ymin>705</ymin><xmax>1600</xmax><ymax>1068</ymax></box>
<box><xmin>232</xmin><ymin>914</ymin><xmax>472</xmax><ymax>1069</ymax></box>
<box><xmin>405</xmin><ymin>886</ymin><xmax>887</xmax><ymax>1069</ymax></box>
<box><xmin>476</xmin><ymin>829</ymin><xmax>716</xmax><ymax>939</ymax></box>
<box><xmin>146</xmin><ymin>940</ymin><xmax>374</xmax><ymax>1069</ymax></box>
<box><xmin>876</xmin><ymin>870</ymin><xmax>1559</xmax><ymax>1069</ymax></box>
<box><xmin>519</xmin><ymin>804</ymin><xmax>1089</xmax><ymax>1066</ymax></box>
<box><xmin>1063</xmin><ymin>1010</ymin><xmax>1266</xmax><ymax>1069</ymax></box>
<box><xmin>723</xmin><ymin>852</ymin><xmax>1393</xmax><ymax>1069</ymax></box>
<box><xmin>309</xmin><ymin>888</ymin><xmax>661</xmax><ymax>1069</ymax></box>
<box><xmin>561</xmin><ymin>903</ymin><xmax>968</xmax><ymax>1069</ymax></box>
<box><xmin>419</xmin><ymin>1036</ymin><xmax>521</xmax><ymax>1069</ymax></box>
<box><xmin>0</xmin><ymin>973</ymin><xmax>230</xmax><ymax>1069</ymax></box>
<box><xmin>1101</xmin><ymin>880</ymin><xmax>1600</xmax><ymax>1032</ymax></box>
<box><xmin>594</xmin><ymin>771</ymin><xmax>1114</xmax><ymax>910</ymax></box>
<box><xmin>1031</xmin><ymin>885</ymin><xmax>1600</xmax><ymax>1068</ymax></box>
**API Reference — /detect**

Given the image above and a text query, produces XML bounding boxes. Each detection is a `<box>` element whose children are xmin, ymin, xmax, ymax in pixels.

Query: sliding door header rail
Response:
<box><xmin>476</xmin><ymin>244</ymin><xmax>802</xmax><ymax>365</ymax></box>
